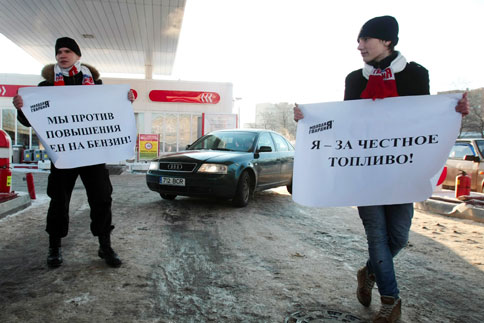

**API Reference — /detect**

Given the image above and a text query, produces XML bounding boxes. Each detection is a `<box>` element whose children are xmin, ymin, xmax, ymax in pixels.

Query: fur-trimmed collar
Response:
<box><xmin>41</xmin><ymin>63</ymin><xmax>100</xmax><ymax>83</ymax></box>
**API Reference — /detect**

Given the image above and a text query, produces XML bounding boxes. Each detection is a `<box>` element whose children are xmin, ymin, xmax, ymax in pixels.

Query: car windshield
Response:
<box><xmin>189</xmin><ymin>132</ymin><xmax>257</xmax><ymax>152</ymax></box>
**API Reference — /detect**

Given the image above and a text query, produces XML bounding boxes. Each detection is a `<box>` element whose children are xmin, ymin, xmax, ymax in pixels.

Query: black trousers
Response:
<box><xmin>46</xmin><ymin>163</ymin><xmax>113</xmax><ymax>238</ymax></box>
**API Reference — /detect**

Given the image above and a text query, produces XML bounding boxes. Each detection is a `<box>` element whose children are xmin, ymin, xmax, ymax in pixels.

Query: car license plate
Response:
<box><xmin>160</xmin><ymin>177</ymin><xmax>185</xmax><ymax>186</ymax></box>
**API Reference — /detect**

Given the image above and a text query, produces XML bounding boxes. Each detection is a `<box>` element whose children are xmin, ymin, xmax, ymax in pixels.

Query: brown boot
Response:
<box><xmin>356</xmin><ymin>266</ymin><xmax>375</xmax><ymax>307</ymax></box>
<box><xmin>373</xmin><ymin>296</ymin><xmax>402</xmax><ymax>323</ymax></box>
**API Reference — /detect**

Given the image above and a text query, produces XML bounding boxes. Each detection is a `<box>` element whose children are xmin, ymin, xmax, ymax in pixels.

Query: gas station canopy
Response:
<box><xmin>0</xmin><ymin>0</ymin><xmax>186</xmax><ymax>78</ymax></box>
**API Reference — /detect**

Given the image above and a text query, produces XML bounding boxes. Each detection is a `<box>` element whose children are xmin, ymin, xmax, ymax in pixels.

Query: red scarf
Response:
<box><xmin>360</xmin><ymin>52</ymin><xmax>406</xmax><ymax>100</ymax></box>
<box><xmin>54</xmin><ymin>61</ymin><xmax>95</xmax><ymax>86</ymax></box>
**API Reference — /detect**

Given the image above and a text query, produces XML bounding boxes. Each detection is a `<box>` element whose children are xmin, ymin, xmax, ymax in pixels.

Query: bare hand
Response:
<box><xmin>294</xmin><ymin>103</ymin><xmax>304</xmax><ymax>122</ymax></box>
<box><xmin>455</xmin><ymin>92</ymin><xmax>469</xmax><ymax>116</ymax></box>
<box><xmin>12</xmin><ymin>95</ymin><xmax>23</xmax><ymax>110</ymax></box>
<box><xmin>128</xmin><ymin>90</ymin><xmax>136</xmax><ymax>103</ymax></box>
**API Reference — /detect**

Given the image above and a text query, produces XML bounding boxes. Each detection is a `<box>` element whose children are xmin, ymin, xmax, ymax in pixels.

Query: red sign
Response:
<box><xmin>149</xmin><ymin>90</ymin><xmax>220</xmax><ymax>104</ymax></box>
<box><xmin>0</xmin><ymin>84</ymin><xmax>35</xmax><ymax>97</ymax></box>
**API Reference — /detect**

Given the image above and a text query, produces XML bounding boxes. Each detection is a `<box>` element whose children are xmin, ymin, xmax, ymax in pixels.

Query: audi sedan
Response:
<box><xmin>146</xmin><ymin>129</ymin><xmax>294</xmax><ymax>207</ymax></box>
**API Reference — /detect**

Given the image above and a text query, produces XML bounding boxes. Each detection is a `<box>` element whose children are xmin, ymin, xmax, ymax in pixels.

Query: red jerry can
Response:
<box><xmin>455</xmin><ymin>171</ymin><xmax>471</xmax><ymax>198</ymax></box>
<box><xmin>0</xmin><ymin>129</ymin><xmax>12</xmax><ymax>194</ymax></box>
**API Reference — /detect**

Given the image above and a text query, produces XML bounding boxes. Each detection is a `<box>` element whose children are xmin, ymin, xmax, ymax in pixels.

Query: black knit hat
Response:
<box><xmin>358</xmin><ymin>16</ymin><xmax>399</xmax><ymax>46</ymax></box>
<box><xmin>55</xmin><ymin>37</ymin><xmax>82</xmax><ymax>56</ymax></box>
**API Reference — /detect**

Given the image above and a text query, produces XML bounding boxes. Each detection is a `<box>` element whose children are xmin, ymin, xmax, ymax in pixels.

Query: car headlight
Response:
<box><xmin>198</xmin><ymin>163</ymin><xmax>228</xmax><ymax>174</ymax></box>
<box><xmin>149</xmin><ymin>161</ymin><xmax>159</xmax><ymax>170</ymax></box>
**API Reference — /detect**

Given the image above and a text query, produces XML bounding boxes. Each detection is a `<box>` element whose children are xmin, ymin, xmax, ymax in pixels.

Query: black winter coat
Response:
<box><xmin>344</xmin><ymin>57</ymin><xmax>430</xmax><ymax>101</ymax></box>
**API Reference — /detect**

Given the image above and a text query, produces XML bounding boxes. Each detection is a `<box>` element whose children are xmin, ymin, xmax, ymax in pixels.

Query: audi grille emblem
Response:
<box><xmin>167</xmin><ymin>163</ymin><xmax>183</xmax><ymax>170</ymax></box>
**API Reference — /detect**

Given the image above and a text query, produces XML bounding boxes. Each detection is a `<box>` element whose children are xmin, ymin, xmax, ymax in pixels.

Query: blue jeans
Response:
<box><xmin>357</xmin><ymin>203</ymin><xmax>413</xmax><ymax>298</ymax></box>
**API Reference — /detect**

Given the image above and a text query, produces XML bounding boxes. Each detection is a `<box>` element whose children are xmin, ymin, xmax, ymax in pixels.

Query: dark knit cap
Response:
<box><xmin>358</xmin><ymin>16</ymin><xmax>399</xmax><ymax>46</ymax></box>
<box><xmin>55</xmin><ymin>37</ymin><xmax>82</xmax><ymax>56</ymax></box>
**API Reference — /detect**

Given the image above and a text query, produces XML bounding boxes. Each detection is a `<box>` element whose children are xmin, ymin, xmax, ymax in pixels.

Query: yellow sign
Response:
<box><xmin>139</xmin><ymin>134</ymin><xmax>159</xmax><ymax>160</ymax></box>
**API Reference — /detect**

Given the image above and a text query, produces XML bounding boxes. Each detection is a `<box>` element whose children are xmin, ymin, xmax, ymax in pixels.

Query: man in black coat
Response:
<box><xmin>13</xmin><ymin>37</ymin><xmax>135</xmax><ymax>269</ymax></box>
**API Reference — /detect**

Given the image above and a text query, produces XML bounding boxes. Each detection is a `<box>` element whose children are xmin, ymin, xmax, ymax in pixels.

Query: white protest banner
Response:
<box><xmin>293</xmin><ymin>94</ymin><xmax>462</xmax><ymax>207</ymax></box>
<box><xmin>19</xmin><ymin>84</ymin><xmax>136</xmax><ymax>169</ymax></box>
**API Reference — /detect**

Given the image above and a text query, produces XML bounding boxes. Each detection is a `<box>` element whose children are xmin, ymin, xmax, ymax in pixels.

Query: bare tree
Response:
<box><xmin>258</xmin><ymin>109</ymin><xmax>277</xmax><ymax>130</ymax></box>
<box><xmin>459</xmin><ymin>88</ymin><xmax>484</xmax><ymax>137</ymax></box>
<box><xmin>253</xmin><ymin>102</ymin><xmax>297</xmax><ymax>141</ymax></box>
<box><xmin>439</xmin><ymin>88</ymin><xmax>484</xmax><ymax>138</ymax></box>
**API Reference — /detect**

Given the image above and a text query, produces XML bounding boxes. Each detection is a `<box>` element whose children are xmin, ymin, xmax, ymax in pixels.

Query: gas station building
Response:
<box><xmin>0</xmin><ymin>0</ymin><xmax>237</xmax><ymax>163</ymax></box>
<box><xmin>0</xmin><ymin>74</ymin><xmax>235</xmax><ymax>161</ymax></box>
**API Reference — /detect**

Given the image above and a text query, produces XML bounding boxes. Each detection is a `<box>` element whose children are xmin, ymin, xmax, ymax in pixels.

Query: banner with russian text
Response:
<box><xmin>19</xmin><ymin>84</ymin><xmax>136</xmax><ymax>169</ymax></box>
<box><xmin>293</xmin><ymin>94</ymin><xmax>462</xmax><ymax>207</ymax></box>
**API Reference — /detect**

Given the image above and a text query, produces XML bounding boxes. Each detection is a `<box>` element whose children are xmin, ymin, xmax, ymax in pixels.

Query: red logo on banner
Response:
<box><xmin>0</xmin><ymin>84</ymin><xmax>35</xmax><ymax>97</ymax></box>
<box><xmin>149</xmin><ymin>90</ymin><xmax>220</xmax><ymax>104</ymax></box>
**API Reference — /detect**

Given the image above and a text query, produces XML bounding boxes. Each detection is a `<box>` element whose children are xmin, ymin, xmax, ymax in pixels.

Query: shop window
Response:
<box><xmin>151</xmin><ymin>112</ymin><xmax>202</xmax><ymax>153</ymax></box>
<box><xmin>32</xmin><ymin>129</ymin><xmax>41</xmax><ymax>149</ymax></box>
<box><xmin>2</xmin><ymin>108</ymin><xmax>16</xmax><ymax>144</ymax></box>
<box><xmin>152</xmin><ymin>113</ymin><xmax>164</xmax><ymax>152</ymax></box>
<box><xmin>17</xmin><ymin>118</ymin><xmax>30</xmax><ymax>148</ymax></box>
<box><xmin>192</xmin><ymin>114</ymin><xmax>201</xmax><ymax>143</ymax></box>
<box><xmin>179</xmin><ymin>114</ymin><xmax>192</xmax><ymax>150</ymax></box>
<box><xmin>135</xmin><ymin>112</ymin><xmax>144</xmax><ymax>133</ymax></box>
<box><xmin>164</xmin><ymin>114</ymin><xmax>177</xmax><ymax>152</ymax></box>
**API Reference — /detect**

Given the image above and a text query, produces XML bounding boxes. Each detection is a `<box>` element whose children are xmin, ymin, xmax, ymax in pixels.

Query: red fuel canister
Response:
<box><xmin>455</xmin><ymin>171</ymin><xmax>471</xmax><ymax>198</ymax></box>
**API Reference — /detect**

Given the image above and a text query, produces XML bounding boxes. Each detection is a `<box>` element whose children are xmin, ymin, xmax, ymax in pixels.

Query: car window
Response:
<box><xmin>257</xmin><ymin>132</ymin><xmax>275</xmax><ymax>151</ymax></box>
<box><xmin>475</xmin><ymin>140</ymin><xmax>484</xmax><ymax>157</ymax></box>
<box><xmin>448</xmin><ymin>142</ymin><xmax>475</xmax><ymax>159</ymax></box>
<box><xmin>225</xmin><ymin>134</ymin><xmax>256</xmax><ymax>152</ymax></box>
<box><xmin>271</xmin><ymin>133</ymin><xmax>290</xmax><ymax>152</ymax></box>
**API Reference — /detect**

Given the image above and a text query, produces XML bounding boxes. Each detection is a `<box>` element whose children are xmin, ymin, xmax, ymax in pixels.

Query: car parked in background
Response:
<box><xmin>443</xmin><ymin>138</ymin><xmax>484</xmax><ymax>192</ymax></box>
<box><xmin>146</xmin><ymin>129</ymin><xmax>294</xmax><ymax>207</ymax></box>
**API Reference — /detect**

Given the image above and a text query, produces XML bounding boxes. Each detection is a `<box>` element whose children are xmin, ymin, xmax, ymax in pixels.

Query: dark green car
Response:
<box><xmin>146</xmin><ymin>129</ymin><xmax>294</xmax><ymax>207</ymax></box>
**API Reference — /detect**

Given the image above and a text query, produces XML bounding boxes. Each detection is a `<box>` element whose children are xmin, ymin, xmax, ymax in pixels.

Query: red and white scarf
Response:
<box><xmin>54</xmin><ymin>60</ymin><xmax>95</xmax><ymax>86</ymax></box>
<box><xmin>360</xmin><ymin>52</ymin><xmax>407</xmax><ymax>100</ymax></box>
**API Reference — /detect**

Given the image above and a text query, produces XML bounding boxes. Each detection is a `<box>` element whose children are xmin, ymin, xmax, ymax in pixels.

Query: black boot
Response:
<box><xmin>47</xmin><ymin>236</ymin><xmax>63</xmax><ymax>268</ymax></box>
<box><xmin>98</xmin><ymin>234</ymin><xmax>122</xmax><ymax>268</ymax></box>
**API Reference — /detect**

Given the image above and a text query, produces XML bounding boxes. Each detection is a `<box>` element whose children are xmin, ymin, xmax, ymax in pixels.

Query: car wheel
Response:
<box><xmin>286</xmin><ymin>180</ymin><xmax>293</xmax><ymax>194</ymax></box>
<box><xmin>160</xmin><ymin>193</ymin><xmax>177</xmax><ymax>200</ymax></box>
<box><xmin>232</xmin><ymin>171</ymin><xmax>251</xmax><ymax>207</ymax></box>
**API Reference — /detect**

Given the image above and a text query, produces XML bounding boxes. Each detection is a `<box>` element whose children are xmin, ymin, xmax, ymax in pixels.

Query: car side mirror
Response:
<box><xmin>464</xmin><ymin>155</ymin><xmax>480</xmax><ymax>162</ymax></box>
<box><xmin>186</xmin><ymin>144</ymin><xmax>191</xmax><ymax>149</ymax></box>
<box><xmin>257</xmin><ymin>146</ymin><xmax>272</xmax><ymax>153</ymax></box>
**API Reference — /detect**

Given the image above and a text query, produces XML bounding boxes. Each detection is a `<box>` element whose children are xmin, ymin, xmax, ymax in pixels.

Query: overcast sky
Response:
<box><xmin>2</xmin><ymin>0</ymin><xmax>484</xmax><ymax>123</ymax></box>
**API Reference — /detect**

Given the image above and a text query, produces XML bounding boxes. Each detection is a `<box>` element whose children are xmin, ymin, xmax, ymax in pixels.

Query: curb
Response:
<box><xmin>0</xmin><ymin>192</ymin><xmax>32</xmax><ymax>220</ymax></box>
<box><xmin>415</xmin><ymin>198</ymin><xmax>484</xmax><ymax>224</ymax></box>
